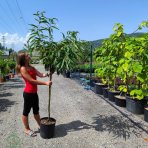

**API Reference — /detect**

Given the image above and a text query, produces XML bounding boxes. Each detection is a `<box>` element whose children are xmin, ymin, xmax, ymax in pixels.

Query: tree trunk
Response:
<box><xmin>48</xmin><ymin>73</ymin><xmax>52</xmax><ymax>119</ymax></box>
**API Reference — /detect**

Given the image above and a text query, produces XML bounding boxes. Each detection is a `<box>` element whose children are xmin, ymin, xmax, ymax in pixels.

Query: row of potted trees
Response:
<box><xmin>94</xmin><ymin>21</ymin><xmax>148</xmax><ymax>122</ymax></box>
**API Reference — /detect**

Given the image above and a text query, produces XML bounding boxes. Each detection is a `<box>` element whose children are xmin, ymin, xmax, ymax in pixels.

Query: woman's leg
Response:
<box><xmin>22</xmin><ymin>115</ymin><xmax>30</xmax><ymax>132</ymax></box>
<box><xmin>23</xmin><ymin>92</ymin><xmax>32</xmax><ymax>133</ymax></box>
<box><xmin>34</xmin><ymin>114</ymin><xmax>41</xmax><ymax>127</ymax></box>
<box><xmin>33</xmin><ymin>93</ymin><xmax>40</xmax><ymax>128</ymax></box>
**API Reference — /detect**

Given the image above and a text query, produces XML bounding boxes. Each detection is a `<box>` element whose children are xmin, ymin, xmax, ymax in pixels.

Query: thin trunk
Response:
<box><xmin>48</xmin><ymin>73</ymin><xmax>52</xmax><ymax>119</ymax></box>
<box><xmin>114</xmin><ymin>69</ymin><xmax>117</xmax><ymax>91</ymax></box>
<box><xmin>138</xmin><ymin>80</ymin><xmax>140</xmax><ymax>89</ymax></box>
<box><xmin>126</xmin><ymin>72</ymin><xmax>129</xmax><ymax>94</ymax></box>
<box><xmin>107</xmin><ymin>77</ymin><xmax>109</xmax><ymax>88</ymax></box>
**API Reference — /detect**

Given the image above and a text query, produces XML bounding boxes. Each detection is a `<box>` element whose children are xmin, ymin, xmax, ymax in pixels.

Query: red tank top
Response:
<box><xmin>22</xmin><ymin>68</ymin><xmax>37</xmax><ymax>93</ymax></box>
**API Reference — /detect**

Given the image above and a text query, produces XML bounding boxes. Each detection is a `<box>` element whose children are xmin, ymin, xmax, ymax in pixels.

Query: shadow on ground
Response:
<box><xmin>55</xmin><ymin>114</ymin><xmax>142</xmax><ymax>140</ymax></box>
<box><xmin>9</xmin><ymin>78</ymin><xmax>23</xmax><ymax>83</ymax></box>
<box><xmin>3</xmin><ymin>83</ymin><xmax>25</xmax><ymax>89</ymax></box>
<box><xmin>0</xmin><ymin>78</ymin><xmax>25</xmax><ymax>91</ymax></box>
<box><xmin>0</xmin><ymin>91</ymin><xmax>13</xmax><ymax>97</ymax></box>
<box><xmin>92</xmin><ymin>114</ymin><xmax>142</xmax><ymax>140</ymax></box>
<box><xmin>55</xmin><ymin>120</ymin><xmax>91</xmax><ymax>138</ymax></box>
<box><xmin>0</xmin><ymin>99</ymin><xmax>16</xmax><ymax>112</ymax></box>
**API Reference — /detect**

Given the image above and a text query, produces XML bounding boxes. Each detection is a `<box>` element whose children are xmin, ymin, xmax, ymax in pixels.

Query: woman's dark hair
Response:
<box><xmin>16</xmin><ymin>52</ymin><xmax>26</xmax><ymax>73</ymax></box>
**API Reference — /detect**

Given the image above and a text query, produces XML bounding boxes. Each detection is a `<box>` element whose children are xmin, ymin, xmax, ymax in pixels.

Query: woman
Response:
<box><xmin>16</xmin><ymin>52</ymin><xmax>52</xmax><ymax>137</ymax></box>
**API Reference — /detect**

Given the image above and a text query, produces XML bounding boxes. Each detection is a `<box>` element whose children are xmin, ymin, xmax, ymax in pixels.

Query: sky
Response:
<box><xmin>0</xmin><ymin>0</ymin><xmax>147</xmax><ymax>51</ymax></box>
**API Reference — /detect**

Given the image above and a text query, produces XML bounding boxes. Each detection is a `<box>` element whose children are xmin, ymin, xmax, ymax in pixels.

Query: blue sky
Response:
<box><xmin>0</xmin><ymin>0</ymin><xmax>147</xmax><ymax>51</ymax></box>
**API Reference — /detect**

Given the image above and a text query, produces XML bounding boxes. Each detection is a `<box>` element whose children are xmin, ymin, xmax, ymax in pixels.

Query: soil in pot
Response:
<box><xmin>126</xmin><ymin>95</ymin><xmax>145</xmax><ymax>114</ymax></box>
<box><xmin>144</xmin><ymin>107</ymin><xmax>148</xmax><ymax>122</ymax></box>
<box><xmin>115</xmin><ymin>95</ymin><xmax>126</xmax><ymax>107</ymax></box>
<box><xmin>40</xmin><ymin>117</ymin><xmax>56</xmax><ymax>139</ymax></box>
<box><xmin>108</xmin><ymin>90</ymin><xmax>120</xmax><ymax>102</ymax></box>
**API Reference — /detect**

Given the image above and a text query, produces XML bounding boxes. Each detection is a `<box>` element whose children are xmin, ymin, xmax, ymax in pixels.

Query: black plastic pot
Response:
<box><xmin>144</xmin><ymin>107</ymin><xmax>148</xmax><ymax>122</ymax></box>
<box><xmin>102</xmin><ymin>87</ymin><xmax>109</xmax><ymax>98</ymax></box>
<box><xmin>115</xmin><ymin>95</ymin><xmax>126</xmax><ymax>107</ymax></box>
<box><xmin>40</xmin><ymin>117</ymin><xmax>56</xmax><ymax>139</ymax></box>
<box><xmin>5</xmin><ymin>75</ymin><xmax>9</xmax><ymax>80</ymax></box>
<box><xmin>126</xmin><ymin>95</ymin><xmax>145</xmax><ymax>114</ymax></box>
<box><xmin>94</xmin><ymin>83</ymin><xmax>107</xmax><ymax>95</ymax></box>
<box><xmin>89</xmin><ymin>80</ymin><xmax>95</xmax><ymax>87</ymax></box>
<box><xmin>108</xmin><ymin>90</ymin><xmax>120</xmax><ymax>102</ymax></box>
<box><xmin>65</xmin><ymin>71</ymin><xmax>70</xmax><ymax>78</ymax></box>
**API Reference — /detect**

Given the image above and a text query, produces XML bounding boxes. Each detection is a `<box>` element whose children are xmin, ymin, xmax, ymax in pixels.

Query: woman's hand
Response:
<box><xmin>45</xmin><ymin>81</ymin><xmax>52</xmax><ymax>86</ymax></box>
<box><xmin>46</xmin><ymin>73</ymin><xmax>49</xmax><ymax>77</ymax></box>
<box><xmin>42</xmin><ymin>73</ymin><xmax>49</xmax><ymax>77</ymax></box>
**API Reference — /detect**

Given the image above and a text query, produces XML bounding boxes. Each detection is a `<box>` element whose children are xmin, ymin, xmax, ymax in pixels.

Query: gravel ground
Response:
<box><xmin>0</xmin><ymin>64</ymin><xmax>148</xmax><ymax>148</ymax></box>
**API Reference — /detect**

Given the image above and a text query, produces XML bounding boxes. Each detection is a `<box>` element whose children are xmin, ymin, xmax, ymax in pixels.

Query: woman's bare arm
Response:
<box><xmin>20</xmin><ymin>67</ymin><xmax>51</xmax><ymax>86</ymax></box>
<box><xmin>35</xmin><ymin>68</ymin><xmax>49</xmax><ymax>77</ymax></box>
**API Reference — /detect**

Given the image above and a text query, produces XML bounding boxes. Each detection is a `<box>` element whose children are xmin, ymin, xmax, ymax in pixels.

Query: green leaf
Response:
<box><xmin>122</xmin><ymin>63</ymin><xmax>128</xmax><ymax>71</ymax></box>
<box><xmin>130</xmin><ymin>89</ymin><xmax>144</xmax><ymax>99</ymax></box>
<box><xmin>117</xmin><ymin>32</ymin><xmax>122</xmax><ymax>37</ymax></box>
<box><xmin>132</xmin><ymin>63</ymin><xmax>142</xmax><ymax>73</ymax></box>
<box><xmin>125</xmin><ymin>51</ymin><xmax>132</xmax><ymax>59</ymax></box>
<box><xmin>137</xmin><ymin>73</ymin><xmax>147</xmax><ymax>83</ymax></box>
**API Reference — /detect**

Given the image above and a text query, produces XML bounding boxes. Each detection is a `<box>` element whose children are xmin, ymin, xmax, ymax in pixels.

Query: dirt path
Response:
<box><xmin>0</xmin><ymin>64</ymin><xmax>148</xmax><ymax>148</ymax></box>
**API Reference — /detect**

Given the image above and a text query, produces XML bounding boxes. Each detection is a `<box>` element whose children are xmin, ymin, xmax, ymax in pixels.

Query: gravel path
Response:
<box><xmin>0</xmin><ymin>64</ymin><xmax>148</xmax><ymax>148</ymax></box>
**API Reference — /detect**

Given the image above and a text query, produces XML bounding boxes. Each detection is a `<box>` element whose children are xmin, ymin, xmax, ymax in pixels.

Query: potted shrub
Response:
<box><xmin>28</xmin><ymin>11</ymin><xmax>84</xmax><ymax>139</ymax></box>
<box><xmin>106</xmin><ymin>24</ymin><xmax>130</xmax><ymax>102</ymax></box>
<box><xmin>114</xmin><ymin>85</ymin><xmax>126</xmax><ymax>107</ymax></box>
<box><xmin>7</xmin><ymin>60</ymin><xmax>16</xmax><ymax>78</ymax></box>
<box><xmin>95</xmin><ymin>24</ymin><xmax>124</xmax><ymax>100</ymax></box>
<box><xmin>95</xmin><ymin>23</ymin><xmax>136</xmax><ymax>103</ymax></box>
<box><xmin>94</xmin><ymin>45</ymin><xmax>109</xmax><ymax>95</ymax></box>
<box><xmin>0</xmin><ymin>59</ymin><xmax>7</xmax><ymax>82</ymax></box>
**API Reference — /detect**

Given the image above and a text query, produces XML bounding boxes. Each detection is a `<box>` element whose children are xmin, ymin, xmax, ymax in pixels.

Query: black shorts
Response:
<box><xmin>23</xmin><ymin>92</ymin><xmax>39</xmax><ymax>116</ymax></box>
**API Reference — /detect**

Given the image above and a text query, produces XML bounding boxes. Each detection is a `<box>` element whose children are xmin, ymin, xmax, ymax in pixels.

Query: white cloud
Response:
<box><xmin>0</xmin><ymin>32</ymin><xmax>30</xmax><ymax>51</ymax></box>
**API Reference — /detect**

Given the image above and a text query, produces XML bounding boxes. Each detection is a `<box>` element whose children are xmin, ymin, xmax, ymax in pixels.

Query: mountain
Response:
<box><xmin>125</xmin><ymin>32</ymin><xmax>145</xmax><ymax>37</ymax></box>
<box><xmin>89</xmin><ymin>32</ymin><xmax>145</xmax><ymax>49</ymax></box>
<box><xmin>89</xmin><ymin>39</ymin><xmax>104</xmax><ymax>49</ymax></box>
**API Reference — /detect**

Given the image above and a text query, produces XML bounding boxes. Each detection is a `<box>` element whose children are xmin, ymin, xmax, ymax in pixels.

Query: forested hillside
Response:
<box><xmin>89</xmin><ymin>32</ymin><xmax>145</xmax><ymax>49</ymax></box>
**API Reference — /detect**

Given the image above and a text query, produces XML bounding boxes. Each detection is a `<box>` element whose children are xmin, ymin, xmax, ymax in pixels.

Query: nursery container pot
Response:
<box><xmin>115</xmin><ymin>95</ymin><xmax>126</xmax><ymax>107</ymax></box>
<box><xmin>108</xmin><ymin>90</ymin><xmax>120</xmax><ymax>102</ymax></box>
<box><xmin>126</xmin><ymin>95</ymin><xmax>145</xmax><ymax>114</ymax></box>
<box><xmin>102</xmin><ymin>87</ymin><xmax>109</xmax><ymax>98</ymax></box>
<box><xmin>40</xmin><ymin>117</ymin><xmax>56</xmax><ymax>139</ymax></box>
<box><xmin>94</xmin><ymin>83</ymin><xmax>107</xmax><ymax>95</ymax></box>
<box><xmin>144</xmin><ymin>107</ymin><xmax>148</xmax><ymax>122</ymax></box>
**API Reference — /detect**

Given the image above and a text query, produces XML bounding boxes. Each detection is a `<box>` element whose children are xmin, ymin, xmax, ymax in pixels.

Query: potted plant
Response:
<box><xmin>0</xmin><ymin>51</ymin><xmax>6</xmax><ymax>82</ymax></box>
<box><xmin>28</xmin><ymin>11</ymin><xmax>84</xmax><ymax>138</ymax></box>
<box><xmin>107</xmin><ymin>24</ymin><xmax>130</xmax><ymax>102</ymax></box>
<box><xmin>95</xmin><ymin>24</ymin><xmax>124</xmax><ymax>100</ymax></box>
<box><xmin>7</xmin><ymin>60</ymin><xmax>16</xmax><ymax>78</ymax></box>
<box><xmin>0</xmin><ymin>59</ymin><xmax>7</xmax><ymax>82</ymax></box>
<box><xmin>94</xmin><ymin>45</ymin><xmax>109</xmax><ymax>95</ymax></box>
